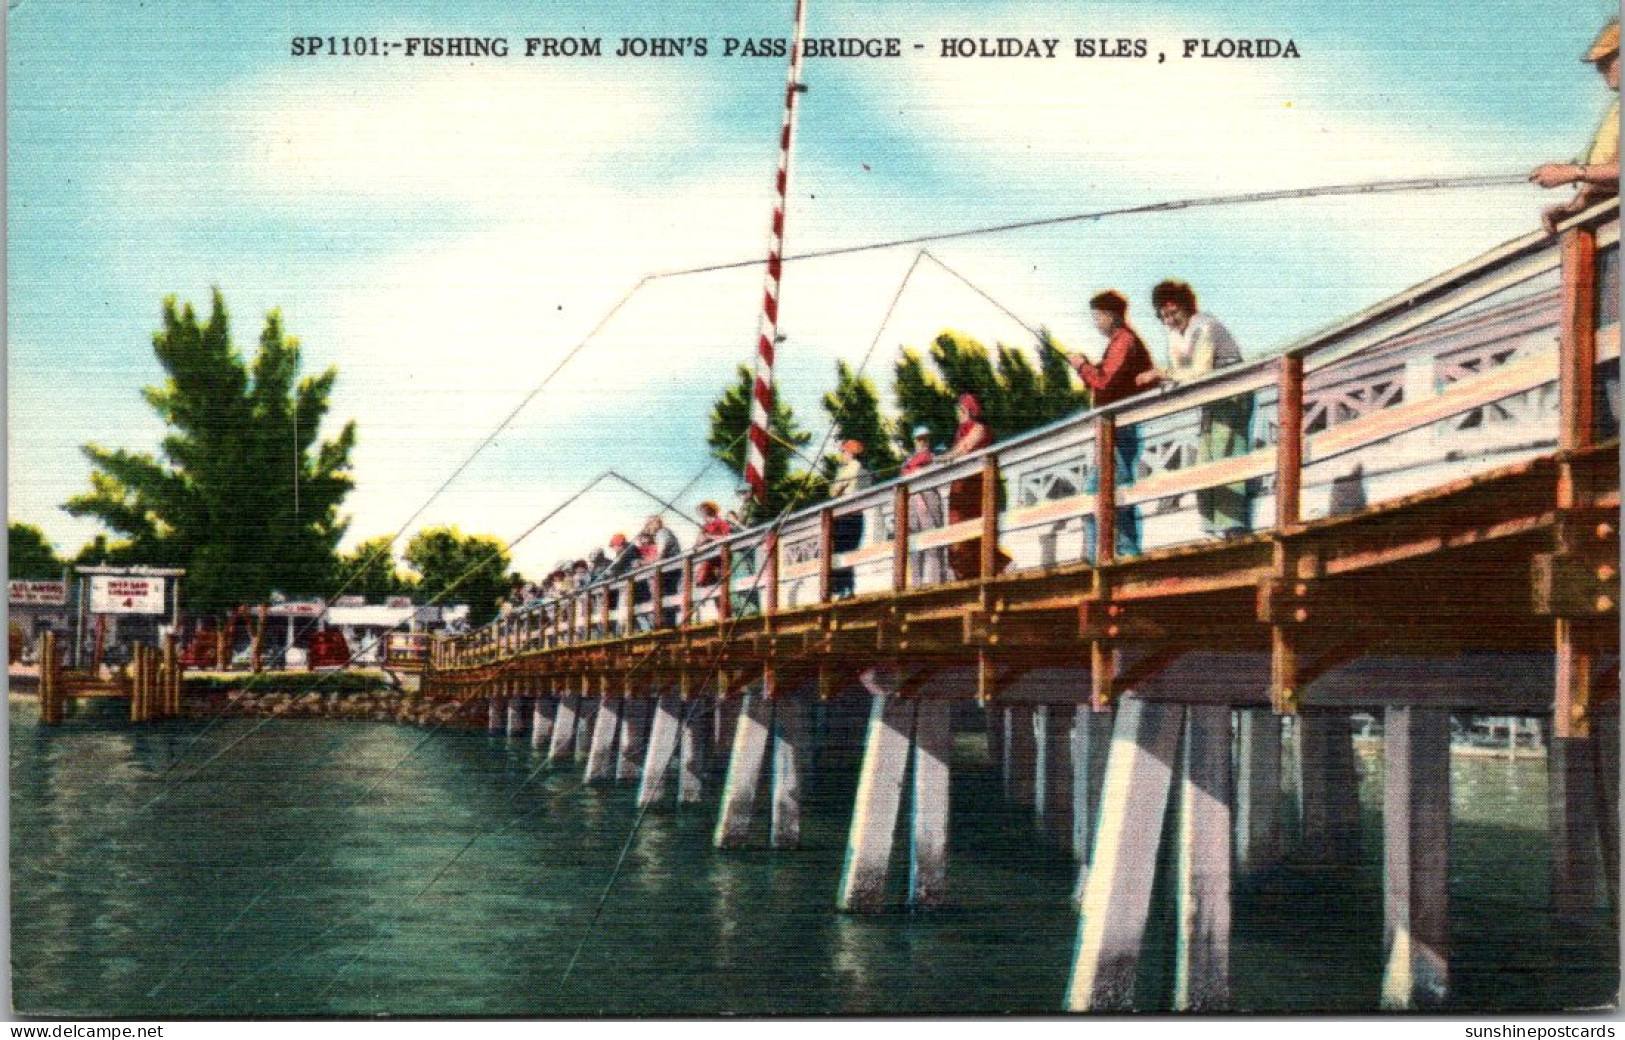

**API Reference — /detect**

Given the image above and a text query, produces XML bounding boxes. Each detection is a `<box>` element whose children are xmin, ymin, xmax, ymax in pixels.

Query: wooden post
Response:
<box><xmin>598</xmin><ymin>587</ymin><xmax>611</xmax><ymax>637</ymax></box>
<box><xmin>623</xmin><ymin>577</ymin><xmax>636</xmax><ymax>635</ymax></box>
<box><xmin>1556</xmin><ymin>225</ymin><xmax>1600</xmax><ymax>740</ymax></box>
<box><xmin>766</xmin><ymin>533</ymin><xmax>781</xmax><ymax>616</ymax></box>
<box><xmin>819</xmin><ymin>507</ymin><xmax>835</xmax><ymax>604</ymax></box>
<box><xmin>1276</xmin><ymin>355</ymin><xmax>1304</xmax><ymax>530</ymax></box>
<box><xmin>1558</xmin><ymin>225</ymin><xmax>1598</xmax><ymax>461</ymax></box>
<box><xmin>681</xmin><ymin>557</ymin><xmax>694</xmax><ymax>627</ymax></box>
<box><xmin>718</xmin><ymin>545</ymin><xmax>733</xmax><ymax>621</ymax></box>
<box><xmin>1095</xmin><ymin>416</ymin><xmax>1116</xmax><ymax>565</ymax></box>
<box><xmin>214</xmin><ymin>624</ymin><xmax>227</xmax><ymax>671</ymax></box>
<box><xmin>892</xmin><ymin>484</ymin><xmax>910</xmax><ymax>593</ymax></box>
<box><xmin>130</xmin><ymin>644</ymin><xmax>145</xmax><ymax>723</ymax></box>
<box><xmin>979</xmin><ymin>455</ymin><xmax>999</xmax><ymax>580</ymax></box>
<box><xmin>39</xmin><ymin>632</ymin><xmax>60</xmax><ymax>726</ymax></box>
<box><xmin>251</xmin><ymin>604</ymin><xmax>267</xmax><ymax>673</ymax></box>
<box><xmin>164</xmin><ymin>633</ymin><xmax>180</xmax><ymax>716</ymax></box>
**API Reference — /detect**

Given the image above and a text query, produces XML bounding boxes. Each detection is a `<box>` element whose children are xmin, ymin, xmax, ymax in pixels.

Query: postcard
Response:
<box><xmin>8</xmin><ymin>0</ymin><xmax>1620</xmax><ymax>1022</ymax></box>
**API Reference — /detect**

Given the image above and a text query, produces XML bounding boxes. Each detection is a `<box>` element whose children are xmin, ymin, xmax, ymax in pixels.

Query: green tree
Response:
<box><xmin>892</xmin><ymin>330</ymin><xmax>1089</xmax><ymax>451</ymax></box>
<box><xmin>706</xmin><ymin>364</ymin><xmax>825</xmax><ymax>523</ymax></box>
<box><xmin>403</xmin><ymin>527</ymin><xmax>513</xmax><ymax>627</ymax></box>
<box><xmin>821</xmin><ymin>360</ymin><xmax>901</xmax><ymax>481</ymax></box>
<box><xmin>336</xmin><ymin>535</ymin><xmax>417</xmax><ymax>602</ymax></box>
<box><xmin>63</xmin><ymin>291</ymin><xmax>356</xmax><ymax>615</ymax></box>
<box><xmin>8</xmin><ymin>523</ymin><xmax>65</xmax><ymax>580</ymax></box>
<box><xmin>72</xmin><ymin>534</ymin><xmax>137</xmax><ymax>568</ymax></box>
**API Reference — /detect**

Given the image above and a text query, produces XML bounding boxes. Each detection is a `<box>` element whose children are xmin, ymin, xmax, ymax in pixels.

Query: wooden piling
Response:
<box><xmin>770</xmin><ymin>698</ymin><xmax>811</xmax><ymax>850</ymax></box>
<box><xmin>131</xmin><ymin>644</ymin><xmax>147</xmax><ymax>723</ymax></box>
<box><xmin>530</xmin><ymin>694</ymin><xmax>555</xmax><ymax>750</ymax></box>
<box><xmin>1036</xmin><ymin>704</ymin><xmax>1076</xmax><ymax>847</ymax></box>
<box><xmin>678</xmin><ymin>697</ymin><xmax>709</xmax><ymax>804</ymax></box>
<box><xmin>1072</xmin><ymin>708</ymin><xmax>1113</xmax><ymax>863</ymax></box>
<box><xmin>584</xmin><ymin>697</ymin><xmax>623</xmax><ymax>783</ymax></box>
<box><xmin>639</xmin><ymin>693</ymin><xmax>685</xmax><ymax>808</ymax></box>
<box><xmin>1067</xmin><ymin>699</ymin><xmax>1183</xmax><ymax>1011</ymax></box>
<box><xmin>909</xmin><ymin>699</ymin><xmax>952</xmax><ymax>909</ymax></box>
<box><xmin>1234</xmin><ymin>709</ymin><xmax>1283</xmax><ymax>874</ymax></box>
<box><xmin>506</xmin><ymin>693</ymin><xmax>528</xmax><ymax>738</ymax></box>
<box><xmin>164</xmin><ymin>633</ymin><xmax>181</xmax><ymax>717</ymax></box>
<box><xmin>1173</xmin><ymin>705</ymin><xmax>1233</xmax><ymax>1011</ymax></box>
<box><xmin>39</xmin><ymin>632</ymin><xmax>62</xmax><ymax>725</ymax></box>
<box><xmin>548</xmin><ymin>691</ymin><xmax>580</xmax><ymax>763</ymax></box>
<box><xmin>837</xmin><ymin>691</ymin><xmax>914</xmax><ymax>913</ymax></box>
<box><xmin>1295</xmin><ymin>711</ymin><xmax>1360</xmax><ymax>865</ymax></box>
<box><xmin>1380</xmin><ymin>706</ymin><xmax>1451</xmax><ymax>1009</ymax></box>
<box><xmin>1549</xmin><ymin>732</ymin><xmax>1605</xmax><ymax>919</ymax></box>
<box><xmin>714</xmin><ymin>687</ymin><xmax>773</xmax><ymax>849</ymax></box>
<box><xmin>1005</xmin><ymin>707</ymin><xmax>1036</xmax><ymax>807</ymax></box>
<box><xmin>617</xmin><ymin>698</ymin><xmax>649</xmax><ymax>782</ymax></box>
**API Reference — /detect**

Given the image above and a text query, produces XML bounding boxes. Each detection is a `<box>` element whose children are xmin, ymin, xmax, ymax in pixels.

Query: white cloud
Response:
<box><xmin>244</xmin><ymin>64</ymin><xmax>711</xmax><ymax>212</ymax></box>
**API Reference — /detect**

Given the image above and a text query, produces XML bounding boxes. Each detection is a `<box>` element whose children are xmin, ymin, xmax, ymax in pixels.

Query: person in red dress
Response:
<box><xmin>942</xmin><ymin>394</ymin><xmax>1011</xmax><ymax>580</ymax></box>
<box><xmin>693</xmin><ymin>500</ymin><xmax>734</xmax><ymax>588</ymax></box>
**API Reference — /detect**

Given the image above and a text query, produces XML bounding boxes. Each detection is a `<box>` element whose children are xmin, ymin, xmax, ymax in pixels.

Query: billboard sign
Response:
<box><xmin>89</xmin><ymin>575</ymin><xmax>166</xmax><ymax>615</ymax></box>
<box><xmin>8</xmin><ymin>581</ymin><xmax>67</xmax><ymax>606</ymax></box>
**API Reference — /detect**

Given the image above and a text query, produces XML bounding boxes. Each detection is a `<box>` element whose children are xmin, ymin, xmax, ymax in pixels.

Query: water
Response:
<box><xmin>10</xmin><ymin>700</ymin><xmax>1617</xmax><ymax>1016</ymax></box>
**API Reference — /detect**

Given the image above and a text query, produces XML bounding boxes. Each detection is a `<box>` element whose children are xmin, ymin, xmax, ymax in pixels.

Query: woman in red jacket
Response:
<box><xmin>942</xmin><ymin>394</ymin><xmax>1011</xmax><ymax>580</ymax></box>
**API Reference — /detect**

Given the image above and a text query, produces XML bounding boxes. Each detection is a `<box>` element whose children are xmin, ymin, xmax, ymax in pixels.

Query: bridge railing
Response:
<box><xmin>433</xmin><ymin>203</ymin><xmax>1619</xmax><ymax>670</ymax></box>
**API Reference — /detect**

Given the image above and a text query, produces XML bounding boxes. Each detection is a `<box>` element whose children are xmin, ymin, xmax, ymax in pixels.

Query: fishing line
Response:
<box><xmin>653</xmin><ymin>173</ymin><xmax>1532</xmax><ymax>278</ymax></box>
<box><xmin>558</xmin><ymin>249</ymin><xmax>931</xmax><ymax>983</ymax></box>
<box><xmin>145</xmin><ymin>278</ymin><xmax>655</xmax><ymax>781</ymax></box>
<box><xmin>138</xmin><ymin>473</ymin><xmax>617</xmax><ymax>811</ymax></box>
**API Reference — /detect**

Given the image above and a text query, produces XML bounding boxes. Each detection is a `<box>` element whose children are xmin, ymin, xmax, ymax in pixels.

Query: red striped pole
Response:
<box><xmin>744</xmin><ymin>0</ymin><xmax>809</xmax><ymax>506</ymax></box>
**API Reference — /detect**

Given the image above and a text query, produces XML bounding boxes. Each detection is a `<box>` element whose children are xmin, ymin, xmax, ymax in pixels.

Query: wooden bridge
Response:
<box><xmin>423</xmin><ymin>205</ymin><xmax>1620</xmax><ymax>1011</ymax></box>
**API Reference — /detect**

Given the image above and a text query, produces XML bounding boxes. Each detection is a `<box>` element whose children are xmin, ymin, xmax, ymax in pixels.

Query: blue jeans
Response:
<box><xmin>1083</xmin><ymin>424</ymin><xmax>1141</xmax><ymax>562</ymax></box>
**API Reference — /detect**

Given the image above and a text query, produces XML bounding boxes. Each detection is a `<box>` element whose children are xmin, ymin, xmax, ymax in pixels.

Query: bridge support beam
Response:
<box><xmin>771</xmin><ymin>698</ymin><xmax>811</xmax><ymax>850</ymax></box>
<box><xmin>575</xmin><ymin>697</ymin><xmax>595</xmax><ymax>761</ymax></box>
<box><xmin>1173</xmin><ymin>705</ymin><xmax>1233</xmax><ymax>1011</ymax></box>
<box><xmin>585</xmin><ymin>698</ymin><xmax>622</xmax><ymax>783</ymax></box>
<box><xmin>1073</xmin><ymin>709</ymin><xmax>1114</xmax><ymax>864</ymax></box>
<box><xmin>838</xmin><ymin>691</ymin><xmax>915</xmax><ymax>913</ymax></box>
<box><xmin>530</xmin><ymin>695</ymin><xmax>554</xmax><ymax>751</ymax></box>
<box><xmin>549</xmin><ymin>692</ymin><xmax>579</xmax><ymax>763</ymax></box>
<box><xmin>1036</xmin><ymin>705</ymin><xmax>1075</xmax><ymax>848</ymax></box>
<box><xmin>506</xmin><ymin>694</ymin><xmax>528</xmax><ymax>739</ymax></box>
<box><xmin>487</xmin><ymin>695</ymin><xmax>504</xmax><ymax>735</ymax></box>
<box><xmin>639</xmin><ymin>693</ymin><xmax>684</xmax><ymax>808</ymax></box>
<box><xmin>909</xmin><ymin>699</ymin><xmax>952</xmax><ymax>909</ymax></box>
<box><xmin>617</xmin><ymin>698</ymin><xmax>649</xmax><ymax>782</ymax></box>
<box><xmin>1005</xmin><ymin>707</ymin><xmax>1036</xmax><ymax>807</ymax></box>
<box><xmin>714</xmin><ymin>688</ymin><xmax>774</xmax><ymax>849</ymax></box>
<box><xmin>679</xmin><ymin>698</ymin><xmax>710</xmax><ymax>804</ymax></box>
<box><xmin>986</xmin><ymin>705</ymin><xmax>1005</xmax><ymax>776</ymax></box>
<box><xmin>1295</xmin><ymin>711</ymin><xmax>1360</xmax><ymax>866</ymax></box>
<box><xmin>1380</xmin><ymin>706</ymin><xmax>1451</xmax><ymax>1010</ymax></box>
<box><xmin>1066</xmin><ymin>699</ymin><xmax>1182</xmax><ymax>1011</ymax></box>
<box><xmin>1548</xmin><ymin>732</ymin><xmax>1606</xmax><ymax>919</ymax></box>
<box><xmin>1235</xmin><ymin>709</ymin><xmax>1283</xmax><ymax>875</ymax></box>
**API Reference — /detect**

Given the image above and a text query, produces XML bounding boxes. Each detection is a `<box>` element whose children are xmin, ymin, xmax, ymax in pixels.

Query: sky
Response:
<box><xmin>7</xmin><ymin>0</ymin><xmax>1618</xmax><ymax>582</ymax></box>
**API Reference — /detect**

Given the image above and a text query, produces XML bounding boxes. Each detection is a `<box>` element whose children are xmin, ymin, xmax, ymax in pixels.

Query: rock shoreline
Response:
<box><xmin>200</xmin><ymin>688</ymin><xmax>476</xmax><ymax>727</ymax></box>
